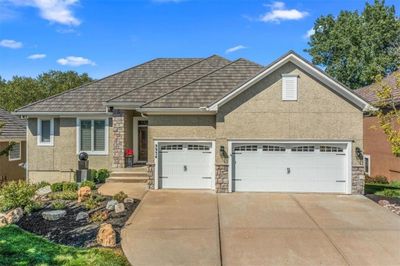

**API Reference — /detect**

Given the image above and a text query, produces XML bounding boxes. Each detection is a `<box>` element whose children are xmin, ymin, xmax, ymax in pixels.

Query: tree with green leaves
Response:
<box><xmin>0</xmin><ymin>70</ymin><xmax>92</xmax><ymax>112</ymax></box>
<box><xmin>306</xmin><ymin>0</ymin><xmax>400</xmax><ymax>89</ymax></box>
<box><xmin>0</xmin><ymin>123</ymin><xmax>14</xmax><ymax>157</ymax></box>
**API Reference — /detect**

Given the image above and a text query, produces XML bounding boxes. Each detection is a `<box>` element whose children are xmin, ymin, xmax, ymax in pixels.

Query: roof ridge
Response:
<box><xmin>141</xmin><ymin>58</ymin><xmax>244</xmax><ymax>107</ymax></box>
<box><xmin>14</xmin><ymin>57</ymin><xmax>162</xmax><ymax>113</ymax></box>
<box><xmin>106</xmin><ymin>55</ymin><xmax>228</xmax><ymax>103</ymax></box>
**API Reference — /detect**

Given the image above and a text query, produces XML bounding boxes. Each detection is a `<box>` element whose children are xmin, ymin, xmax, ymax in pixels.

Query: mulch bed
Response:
<box><xmin>365</xmin><ymin>194</ymin><xmax>400</xmax><ymax>216</ymax></box>
<box><xmin>17</xmin><ymin>196</ymin><xmax>140</xmax><ymax>247</ymax></box>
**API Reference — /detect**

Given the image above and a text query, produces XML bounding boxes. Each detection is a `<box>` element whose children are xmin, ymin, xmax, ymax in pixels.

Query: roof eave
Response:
<box><xmin>137</xmin><ymin>107</ymin><xmax>216</xmax><ymax>115</ymax></box>
<box><xmin>12</xmin><ymin>111</ymin><xmax>112</xmax><ymax>117</ymax></box>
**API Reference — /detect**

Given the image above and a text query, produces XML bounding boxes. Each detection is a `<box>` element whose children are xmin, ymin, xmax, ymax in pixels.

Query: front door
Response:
<box><xmin>138</xmin><ymin>120</ymin><xmax>148</xmax><ymax>161</ymax></box>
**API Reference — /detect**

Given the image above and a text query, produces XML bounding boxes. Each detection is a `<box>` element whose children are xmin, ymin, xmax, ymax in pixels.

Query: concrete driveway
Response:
<box><xmin>122</xmin><ymin>191</ymin><xmax>400</xmax><ymax>266</ymax></box>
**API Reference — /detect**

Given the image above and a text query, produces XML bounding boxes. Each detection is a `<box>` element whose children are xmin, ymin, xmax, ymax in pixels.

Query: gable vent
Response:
<box><xmin>282</xmin><ymin>74</ymin><xmax>298</xmax><ymax>101</ymax></box>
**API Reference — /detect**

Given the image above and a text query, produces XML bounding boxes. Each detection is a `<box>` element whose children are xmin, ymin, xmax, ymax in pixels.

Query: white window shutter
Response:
<box><xmin>282</xmin><ymin>75</ymin><xmax>298</xmax><ymax>101</ymax></box>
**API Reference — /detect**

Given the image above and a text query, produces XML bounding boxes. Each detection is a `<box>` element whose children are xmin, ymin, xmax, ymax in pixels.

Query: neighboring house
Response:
<box><xmin>15</xmin><ymin>51</ymin><xmax>372</xmax><ymax>194</ymax></box>
<box><xmin>0</xmin><ymin>108</ymin><xmax>26</xmax><ymax>182</ymax></box>
<box><xmin>355</xmin><ymin>70</ymin><xmax>400</xmax><ymax>181</ymax></box>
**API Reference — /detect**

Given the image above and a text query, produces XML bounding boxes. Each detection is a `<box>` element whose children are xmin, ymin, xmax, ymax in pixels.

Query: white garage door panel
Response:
<box><xmin>159</xmin><ymin>143</ymin><xmax>213</xmax><ymax>189</ymax></box>
<box><xmin>233</xmin><ymin>143</ymin><xmax>348</xmax><ymax>193</ymax></box>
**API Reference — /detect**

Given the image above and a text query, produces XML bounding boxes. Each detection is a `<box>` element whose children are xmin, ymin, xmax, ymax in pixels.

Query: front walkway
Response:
<box><xmin>122</xmin><ymin>191</ymin><xmax>400</xmax><ymax>266</ymax></box>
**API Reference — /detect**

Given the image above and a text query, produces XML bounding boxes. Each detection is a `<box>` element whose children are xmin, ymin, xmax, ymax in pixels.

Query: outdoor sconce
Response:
<box><xmin>220</xmin><ymin>145</ymin><xmax>227</xmax><ymax>158</ymax></box>
<box><xmin>355</xmin><ymin>147</ymin><xmax>363</xmax><ymax>160</ymax></box>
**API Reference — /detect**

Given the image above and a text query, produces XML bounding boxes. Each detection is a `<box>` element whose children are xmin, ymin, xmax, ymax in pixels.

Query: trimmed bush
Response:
<box><xmin>50</xmin><ymin>182</ymin><xmax>63</xmax><ymax>192</ymax></box>
<box><xmin>0</xmin><ymin>181</ymin><xmax>36</xmax><ymax>212</ymax></box>
<box><xmin>90</xmin><ymin>169</ymin><xmax>97</xmax><ymax>181</ymax></box>
<box><xmin>34</xmin><ymin>181</ymin><xmax>50</xmax><ymax>190</ymax></box>
<box><xmin>96</xmin><ymin>169</ymin><xmax>110</xmax><ymax>183</ymax></box>
<box><xmin>84</xmin><ymin>197</ymin><xmax>98</xmax><ymax>210</ymax></box>
<box><xmin>51</xmin><ymin>200</ymin><xmax>66</xmax><ymax>210</ymax></box>
<box><xmin>113</xmin><ymin>191</ymin><xmax>128</xmax><ymax>203</ymax></box>
<box><xmin>24</xmin><ymin>201</ymin><xmax>44</xmax><ymax>214</ymax></box>
<box><xmin>49</xmin><ymin>191</ymin><xmax>78</xmax><ymax>201</ymax></box>
<box><xmin>382</xmin><ymin>189</ymin><xmax>400</xmax><ymax>198</ymax></box>
<box><xmin>62</xmin><ymin>182</ymin><xmax>78</xmax><ymax>192</ymax></box>
<box><xmin>80</xmin><ymin>180</ymin><xmax>96</xmax><ymax>190</ymax></box>
<box><xmin>365</xmin><ymin>175</ymin><xmax>389</xmax><ymax>184</ymax></box>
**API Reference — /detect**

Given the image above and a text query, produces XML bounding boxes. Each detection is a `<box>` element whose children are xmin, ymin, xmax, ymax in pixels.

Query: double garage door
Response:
<box><xmin>157</xmin><ymin>141</ymin><xmax>349</xmax><ymax>193</ymax></box>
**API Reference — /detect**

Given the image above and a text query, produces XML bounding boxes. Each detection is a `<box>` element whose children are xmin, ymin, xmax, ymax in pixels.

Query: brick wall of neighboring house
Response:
<box><xmin>0</xmin><ymin>141</ymin><xmax>26</xmax><ymax>183</ymax></box>
<box><xmin>364</xmin><ymin>116</ymin><xmax>400</xmax><ymax>181</ymax></box>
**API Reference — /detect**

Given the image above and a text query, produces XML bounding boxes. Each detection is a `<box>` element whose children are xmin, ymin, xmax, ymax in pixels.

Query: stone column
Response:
<box><xmin>216</xmin><ymin>164</ymin><xmax>229</xmax><ymax>193</ymax></box>
<box><xmin>147</xmin><ymin>163</ymin><xmax>155</xmax><ymax>189</ymax></box>
<box><xmin>112</xmin><ymin>109</ymin><xmax>129</xmax><ymax>169</ymax></box>
<box><xmin>352</xmin><ymin>165</ymin><xmax>365</xmax><ymax>194</ymax></box>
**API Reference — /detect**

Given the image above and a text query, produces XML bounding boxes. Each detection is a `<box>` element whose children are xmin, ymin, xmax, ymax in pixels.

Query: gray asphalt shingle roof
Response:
<box><xmin>15</xmin><ymin>55</ymin><xmax>264</xmax><ymax>113</ymax></box>
<box><xmin>0</xmin><ymin>108</ymin><xmax>26</xmax><ymax>140</ymax></box>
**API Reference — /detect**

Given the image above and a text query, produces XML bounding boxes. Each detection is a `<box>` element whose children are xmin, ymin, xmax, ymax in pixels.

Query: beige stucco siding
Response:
<box><xmin>27</xmin><ymin>117</ymin><xmax>113</xmax><ymax>183</ymax></box>
<box><xmin>0</xmin><ymin>141</ymin><xmax>26</xmax><ymax>182</ymax></box>
<box><xmin>147</xmin><ymin>115</ymin><xmax>216</xmax><ymax>163</ymax></box>
<box><xmin>216</xmin><ymin>62</ymin><xmax>363</xmax><ymax>164</ymax></box>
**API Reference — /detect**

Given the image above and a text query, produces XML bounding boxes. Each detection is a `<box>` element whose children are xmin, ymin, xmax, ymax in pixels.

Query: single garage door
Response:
<box><xmin>158</xmin><ymin>142</ymin><xmax>214</xmax><ymax>189</ymax></box>
<box><xmin>232</xmin><ymin>143</ymin><xmax>349</xmax><ymax>193</ymax></box>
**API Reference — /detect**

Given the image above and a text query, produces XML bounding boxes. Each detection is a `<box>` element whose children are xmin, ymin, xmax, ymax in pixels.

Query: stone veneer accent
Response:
<box><xmin>112</xmin><ymin>109</ymin><xmax>129</xmax><ymax>168</ymax></box>
<box><xmin>216</xmin><ymin>164</ymin><xmax>229</xmax><ymax>193</ymax></box>
<box><xmin>352</xmin><ymin>165</ymin><xmax>365</xmax><ymax>194</ymax></box>
<box><xmin>147</xmin><ymin>163</ymin><xmax>155</xmax><ymax>189</ymax></box>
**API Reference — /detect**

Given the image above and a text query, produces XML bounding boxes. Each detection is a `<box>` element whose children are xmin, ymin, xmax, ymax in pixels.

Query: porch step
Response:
<box><xmin>107</xmin><ymin>166</ymin><xmax>148</xmax><ymax>183</ymax></box>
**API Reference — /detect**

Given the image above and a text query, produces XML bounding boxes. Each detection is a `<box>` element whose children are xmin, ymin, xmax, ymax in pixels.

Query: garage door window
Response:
<box><xmin>263</xmin><ymin>145</ymin><xmax>286</xmax><ymax>152</ymax></box>
<box><xmin>291</xmin><ymin>146</ymin><xmax>315</xmax><ymax>152</ymax></box>
<box><xmin>161</xmin><ymin>144</ymin><xmax>183</xmax><ymax>151</ymax></box>
<box><xmin>234</xmin><ymin>145</ymin><xmax>258</xmax><ymax>151</ymax></box>
<box><xmin>320</xmin><ymin>146</ymin><xmax>344</xmax><ymax>152</ymax></box>
<box><xmin>188</xmin><ymin>144</ymin><xmax>210</xmax><ymax>151</ymax></box>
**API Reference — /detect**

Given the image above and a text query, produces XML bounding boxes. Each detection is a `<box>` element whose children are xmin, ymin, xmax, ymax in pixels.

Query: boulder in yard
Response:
<box><xmin>78</xmin><ymin>186</ymin><xmax>92</xmax><ymax>202</ymax></box>
<box><xmin>96</xmin><ymin>223</ymin><xmax>116</xmax><ymax>247</ymax></box>
<box><xmin>36</xmin><ymin>186</ymin><xmax>52</xmax><ymax>196</ymax></box>
<box><xmin>114</xmin><ymin>203</ymin><xmax>125</xmax><ymax>213</ymax></box>
<box><xmin>123</xmin><ymin>198</ymin><xmax>134</xmax><ymax>204</ymax></box>
<box><xmin>0</xmin><ymin>215</ymin><xmax>7</xmax><ymax>227</ymax></box>
<box><xmin>76</xmin><ymin>211</ymin><xmax>89</xmax><ymax>221</ymax></box>
<box><xmin>42</xmin><ymin>210</ymin><xmax>67</xmax><ymax>221</ymax></box>
<box><xmin>5</xmin><ymin>208</ymin><xmax>24</xmax><ymax>224</ymax></box>
<box><xmin>106</xmin><ymin>200</ymin><xmax>118</xmax><ymax>210</ymax></box>
<box><xmin>378</xmin><ymin>200</ymin><xmax>390</xmax><ymax>206</ymax></box>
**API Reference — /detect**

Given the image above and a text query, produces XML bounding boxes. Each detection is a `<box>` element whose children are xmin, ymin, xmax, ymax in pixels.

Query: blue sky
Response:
<box><xmin>0</xmin><ymin>0</ymin><xmax>398</xmax><ymax>80</ymax></box>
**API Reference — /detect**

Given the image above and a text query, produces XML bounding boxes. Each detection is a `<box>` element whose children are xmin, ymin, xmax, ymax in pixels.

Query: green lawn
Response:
<box><xmin>0</xmin><ymin>225</ymin><xmax>130</xmax><ymax>266</ymax></box>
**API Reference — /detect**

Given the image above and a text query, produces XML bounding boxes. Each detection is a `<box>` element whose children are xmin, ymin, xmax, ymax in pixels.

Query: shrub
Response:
<box><xmin>96</xmin><ymin>169</ymin><xmax>110</xmax><ymax>183</ymax></box>
<box><xmin>365</xmin><ymin>175</ymin><xmax>389</xmax><ymax>184</ymax></box>
<box><xmin>382</xmin><ymin>189</ymin><xmax>400</xmax><ymax>198</ymax></box>
<box><xmin>51</xmin><ymin>200</ymin><xmax>66</xmax><ymax>210</ymax></box>
<box><xmin>49</xmin><ymin>191</ymin><xmax>78</xmax><ymax>201</ymax></box>
<box><xmin>0</xmin><ymin>181</ymin><xmax>36</xmax><ymax>212</ymax></box>
<box><xmin>90</xmin><ymin>210</ymin><xmax>109</xmax><ymax>223</ymax></box>
<box><xmin>113</xmin><ymin>191</ymin><xmax>128</xmax><ymax>203</ymax></box>
<box><xmin>34</xmin><ymin>181</ymin><xmax>50</xmax><ymax>190</ymax></box>
<box><xmin>83</xmin><ymin>197</ymin><xmax>99</xmax><ymax>210</ymax></box>
<box><xmin>90</xmin><ymin>169</ymin><xmax>97</xmax><ymax>181</ymax></box>
<box><xmin>24</xmin><ymin>201</ymin><xmax>44</xmax><ymax>214</ymax></box>
<box><xmin>92</xmin><ymin>193</ymin><xmax>106</xmax><ymax>203</ymax></box>
<box><xmin>80</xmin><ymin>180</ymin><xmax>96</xmax><ymax>190</ymax></box>
<box><xmin>62</xmin><ymin>182</ymin><xmax>78</xmax><ymax>192</ymax></box>
<box><xmin>50</xmin><ymin>182</ymin><xmax>63</xmax><ymax>192</ymax></box>
<box><xmin>390</xmin><ymin>181</ymin><xmax>400</xmax><ymax>188</ymax></box>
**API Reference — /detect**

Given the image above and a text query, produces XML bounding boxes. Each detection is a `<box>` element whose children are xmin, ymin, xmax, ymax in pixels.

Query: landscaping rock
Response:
<box><xmin>106</xmin><ymin>200</ymin><xmax>118</xmax><ymax>210</ymax></box>
<box><xmin>36</xmin><ymin>185</ymin><xmax>52</xmax><ymax>196</ymax></box>
<box><xmin>5</xmin><ymin>208</ymin><xmax>24</xmax><ymax>224</ymax></box>
<box><xmin>78</xmin><ymin>186</ymin><xmax>92</xmax><ymax>202</ymax></box>
<box><xmin>114</xmin><ymin>203</ymin><xmax>125</xmax><ymax>213</ymax></box>
<box><xmin>378</xmin><ymin>200</ymin><xmax>390</xmax><ymax>206</ymax></box>
<box><xmin>0</xmin><ymin>216</ymin><xmax>7</xmax><ymax>227</ymax></box>
<box><xmin>124</xmin><ymin>198</ymin><xmax>135</xmax><ymax>204</ymax></box>
<box><xmin>76</xmin><ymin>211</ymin><xmax>89</xmax><ymax>221</ymax></box>
<box><xmin>96</xmin><ymin>223</ymin><xmax>116</xmax><ymax>247</ymax></box>
<box><xmin>42</xmin><ymin>210</ymin><xmax>67</xmax><ymax>221</ymax></box>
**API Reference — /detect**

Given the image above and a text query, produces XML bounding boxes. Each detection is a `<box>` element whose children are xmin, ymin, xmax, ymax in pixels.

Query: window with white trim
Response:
<box><xmin>161</xmin><ymin>144</ymin><xmax>183</xmax><ymax>151</ymax></box>
<box><xmin>9</xmin><ymin>142</ymin><xmax>21</xmax><ymax>161</ymax></box>
<box><xmin>291</xmin><ymin>146</ymin><xmax>315</xmax><ymax>152</ymax></box>
<box><xmin>37</xmin><ymin>118</ymin><xmax>54</xmax><ymax>146</ymax></box>
<box><xmin>282</xmin><ymin>75</ymin><xmax>298</xmax><ymax>101</ymax></box>
<box><xmin>234</xmin><ymin>145</ymin><xmax>258</xmax><ymax>152</ymax></box>
<box><xmin>364</xmin><ymin>155</ymin><xmax>371</xmax><ymax>175</ymax></box>
<box><xmin>78</xmin><ymin>119</ymin><xmax>108</xmax><ymax>154</ymax></box>
<box><xmin>320</xmin><ymin>145</ymin><xmax>344</xmax><ymax>153</ymax></box>
<box><xmin>263</xmin><ymin>145</ymin><xmax>286</xmax><ymax>152</ymax></box>
<box><xmin>188</xmin><ymin>144</ymin><xmax>210</xmax><ymax>151</ymax></box>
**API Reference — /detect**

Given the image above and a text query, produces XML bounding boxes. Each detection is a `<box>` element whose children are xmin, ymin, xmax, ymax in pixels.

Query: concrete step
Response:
<box><xmin>110</xmin><ymin>172</ymin><xmax>147</xmax><ymax>178</ymax></box>
<box><xmin>107</xmin><ymin>176</ymin><xmax>148</xmax><ymax>183</ymax></box>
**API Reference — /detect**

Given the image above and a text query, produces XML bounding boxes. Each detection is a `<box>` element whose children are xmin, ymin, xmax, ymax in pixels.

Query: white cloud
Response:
<box><xmin>260</xmin><ymin>1</ymin><xmax>308</xmax><ymax>23</ymax></box>
<box><xmin>0</xmin><ymin>39</ymin><xmax>23</xmax><ymax>49</ymax></box>
<box><xmin>304</xmin><ymin>28</ymin><xmax>315</xmax><ymax>38</ymax></box>
<box><xmin>27</xmin><ymin>53</ymin><xmax>46</xmax><ymax>59</ymax></box>
<box><xmin>225</xmin><ymin>45</ymin><xmax>247</xmax><ymax>54</ymax></box>
<box><xmin>7</xmin><ymin>0</ymin><xmax>80</xmax><ymax>26</ymax></box>
<box><xmin>57</xmin><ymin>56</ymin><xmax>95</xmax><ymax>66</ymax></box>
